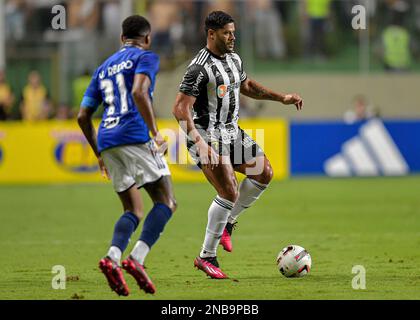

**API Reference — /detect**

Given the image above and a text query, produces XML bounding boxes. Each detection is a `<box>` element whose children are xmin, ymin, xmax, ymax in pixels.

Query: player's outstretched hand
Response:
<box><xmin>98</xmin><ymin>156</ymin><xmax>110</xmax><ymax>180</ymax></box>
<box><xmin>153</xmin><ymin>132</ymin><xmax>168</xmax><ymax>156</ymax></box>
<box><xmin>283</xmin><ymin>93</ymin><xmax>304</xmax><ymax>110</ymax></box>
<box><xmin>197</xmin><ymin>140</ymin><xmax>219</xmax><ymax>170</ymax></box>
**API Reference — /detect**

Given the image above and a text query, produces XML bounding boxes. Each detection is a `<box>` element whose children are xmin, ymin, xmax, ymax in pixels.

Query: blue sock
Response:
<box><xmin>139</xmin><ymin>203</ymin><xmax>172</xmax><ymax>248</ymax></box>
<box><xmin>111</xmin><ymin>212</ymin><xmax>139</xmax><ymax>252</ymax></box>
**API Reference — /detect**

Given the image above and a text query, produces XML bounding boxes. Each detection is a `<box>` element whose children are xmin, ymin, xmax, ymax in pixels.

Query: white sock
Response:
<box><xmin>130</xmin><ymin>240</ymin><xmax>150</xmax><ymax>265</ymax></box>
<box><xmin>200</xmin><ymin>196</ymin><xmax>234</xmax><ymax>258</ymax></box>
<box><xmin>228</xmin><ymin>178</ymin><xmax>268</xmax><ymax>224</ymax></box>
<box><xmin>107</xmin><ymin>246</ymin><xmax>122</xmax><ymax>264</ymax></box>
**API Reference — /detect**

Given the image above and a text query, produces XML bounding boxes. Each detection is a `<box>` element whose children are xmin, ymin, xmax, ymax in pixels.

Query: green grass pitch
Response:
<box><xmin>0</xmin><ymin>177</ymin><xmax>419</xmax><ymax>300</ymax></box>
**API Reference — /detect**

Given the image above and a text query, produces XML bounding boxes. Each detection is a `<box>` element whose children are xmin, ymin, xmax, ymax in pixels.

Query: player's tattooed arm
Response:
<box><xmin>240</xmin><ymin>78</ymin><xmax>303</xmax><ymax>110</ymax></box>
<box><xmin>240</xmin><ymin>78</ymin><xmax>279</xmax><ymax>100</ymax></box>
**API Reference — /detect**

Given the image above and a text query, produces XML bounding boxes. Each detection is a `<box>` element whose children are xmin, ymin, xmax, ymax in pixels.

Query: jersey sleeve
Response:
<box><xmin>232</xmin><ymin>53</ymin><xmax>247</xmax><ymax>82</ymax></box>
<box><xmin>135</xmin><ymin>51</ymin><xmax>160</xmax><ymax>81</ymax></box>
<box><xmin>240</xmin><ymin>60</ymin><xmax>247</xmax><ymax>82</ymax></box>
<box><xmin>240</xmin><ymin>59</ymin><xmax>248</xmax><ymax>82</ymax></box>
<box><xmin>80</xmin><ymin>70</ymin><xmax>102</xmax><ymax>111</ymax></box>
<box><xmin>179</xmin><ymin>64</ymin><xmax>209</xmax><ymax>97</ymax></box>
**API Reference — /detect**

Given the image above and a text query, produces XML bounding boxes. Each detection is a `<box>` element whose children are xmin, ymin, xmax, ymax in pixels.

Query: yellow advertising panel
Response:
<box><xmin>238</xmin><ymin>119</ymin><xmax>289</xmax><ymax>180</ymax></box>
<box><xmin>0</xmin><ymin>119</ymin><xmax>288</xmax><ymax>184</ymax></box>
<box><xmin>0</xmin><ymin>121</ymin><xmax>103</xmax><ymax>184</ymax></box>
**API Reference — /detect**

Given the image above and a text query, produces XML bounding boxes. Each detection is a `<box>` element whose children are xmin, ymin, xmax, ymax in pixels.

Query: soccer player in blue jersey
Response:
<box><xmin>77</xmin><ymin>15</ymin><xmax>176</xmax><ymax>296</ymax></box>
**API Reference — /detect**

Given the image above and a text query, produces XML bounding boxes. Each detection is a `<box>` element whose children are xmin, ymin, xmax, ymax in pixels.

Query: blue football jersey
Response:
<box><xmin>81</xmin><ymin>45</ymin><xmax>159</xmax><ymax>153</ymax></box>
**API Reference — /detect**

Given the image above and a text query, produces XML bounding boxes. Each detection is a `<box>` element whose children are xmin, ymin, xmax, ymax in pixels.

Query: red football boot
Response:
<box><xmin>220</xmin><ymin>222</ymin><xmax>236</xmax><ymax>252</ymax></box>
<box><xmin>98</xmin><ymin>257</ymin><xmax>130</xmax><ymax>296</ymax></box>
<box><xmin>122</xmin><ymin>256</ymin><xmax>156</xmax><ymax>294</ymax></box>
<box><xmin>194</xmin><ymin>256</ymin><xmax>228</xmax><ymax>279</ymax></box>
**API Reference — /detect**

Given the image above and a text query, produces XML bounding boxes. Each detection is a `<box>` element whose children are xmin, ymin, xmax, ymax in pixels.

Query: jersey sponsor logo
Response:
<box><xmin>103</xmin><ymin>116</ymin><xmax>120</xmax><ymax>129</ymax></box>
<box><xmin>324</xmin><ymin>119</ymin><xmax>409</xmax><ymax>177</ymax></box>
<box><xmin>217</xmin><ymin>82</ymin><xmax>241</xmax><ymax>99</ymax></box>
<box><xmin>52</xmin><ymin>131</ymin><xmax>98</xmax><ymax>173</ymax></box>
<box><xmin>192</xmin><ymin>71</ymin><xmax>205</xmax><ymax>93</ymax></box>
<box><xmin>106</xmin><ymin>59</ymin><xmax>134</xmax><ymax>77</ymax></box>
<box><xmin>217</xmin><ymin>84</ymin><xmax>227</xmax><ymax>98</ymax></box>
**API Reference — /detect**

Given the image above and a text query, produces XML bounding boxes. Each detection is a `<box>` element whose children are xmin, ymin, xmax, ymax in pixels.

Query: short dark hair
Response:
<box><xmin>205</xmin><ymin>11</ymin><xmax>234</xmax><ymax>35</ymax></box>
<box><xmin>122</xmin><ymin>15</ymin><xmax>151</xmax><ymax>39</ymax></box>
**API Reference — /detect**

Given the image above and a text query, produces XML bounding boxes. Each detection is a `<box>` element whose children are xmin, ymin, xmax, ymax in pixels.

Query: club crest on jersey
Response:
<box><xmin>217</xmin><ymin>85</ymin><xmax>228</xmax><ymax>98</ymax></box>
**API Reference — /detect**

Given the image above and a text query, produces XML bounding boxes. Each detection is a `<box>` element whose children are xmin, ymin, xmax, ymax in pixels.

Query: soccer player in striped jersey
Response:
<box><xmin>172</xmin><ymin>11</ymin><xmax>303</xmax><ymax>279</ymax></box>
<box><xmin>78</xmin><ymin>15</ymin><xmax>176</xmax><ymax>295</ymax></box>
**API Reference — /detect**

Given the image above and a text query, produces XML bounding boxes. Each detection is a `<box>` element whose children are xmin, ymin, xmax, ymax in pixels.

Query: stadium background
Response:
<box><xmin>0</xmin><ymin>0</ymin><xmax>419</xmax><ymax>300</ymax></box>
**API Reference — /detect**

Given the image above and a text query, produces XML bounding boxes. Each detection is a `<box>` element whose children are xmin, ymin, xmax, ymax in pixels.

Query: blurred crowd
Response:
<box><xmin>0</xmin><ymin>69</ymin><xmax>52</xmax><ymax>121</ymax></box>
<box><xmin>1</xmin><ymin>0</ymin><xmax>420</xmax><ymax>121</ymax></box>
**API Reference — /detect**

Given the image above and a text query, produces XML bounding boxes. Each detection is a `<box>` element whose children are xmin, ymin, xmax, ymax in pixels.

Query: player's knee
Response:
<box><xmin>156</xmin><ymin>194</ymin><xmax>177</xmax><ymax>213</ymax></box>
<box><xmin>253</xmin><ymin>163</ymin><xmax>273</xmax><ymax>185</ymax></box>
<box><xmin>261</xmin><ymin>164</ymin><xmax>274</xmax><ymax>184</ymax></box>
<box><xmin>166</xmin><ymin>196</ymin><xmax>177</xmax><ymax>213</ymax></box>
<box><xmin>220</xmin><ymin>183</ymin><xmax>238</xmax><ymax>203</ymax></box>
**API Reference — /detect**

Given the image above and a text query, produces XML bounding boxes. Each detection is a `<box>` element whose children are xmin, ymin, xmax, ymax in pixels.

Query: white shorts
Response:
<box><xmin>101</xmin><ymin>142</ymin><xmax>171</xmax><ymax>193</ymax></box>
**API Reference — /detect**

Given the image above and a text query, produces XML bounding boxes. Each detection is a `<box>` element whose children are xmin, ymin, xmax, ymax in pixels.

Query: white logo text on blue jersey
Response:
<box><xmin>106</xmin><ymin>60</ymin><xmax>134</xmax><ymax>77</ymax></box>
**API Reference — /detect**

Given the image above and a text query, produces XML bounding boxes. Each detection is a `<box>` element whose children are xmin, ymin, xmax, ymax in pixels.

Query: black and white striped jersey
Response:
<box><xmin>179</xmin><ymin>47</ymin><xmax>247</xmax><ymax>143</ymax></box>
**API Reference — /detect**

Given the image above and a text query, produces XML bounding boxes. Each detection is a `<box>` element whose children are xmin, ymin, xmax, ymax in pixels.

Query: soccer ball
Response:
<box><xmin>276</xmin><ymin>245</ymin><xmax>312</xmax><ymax>278</ymax></box>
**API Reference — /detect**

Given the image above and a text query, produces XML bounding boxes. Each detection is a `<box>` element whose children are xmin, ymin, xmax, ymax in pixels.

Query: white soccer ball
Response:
<box><xmin>276</xmin><ymin>245</ymin><xmax>312</xmax><ymax>278</ymax></box>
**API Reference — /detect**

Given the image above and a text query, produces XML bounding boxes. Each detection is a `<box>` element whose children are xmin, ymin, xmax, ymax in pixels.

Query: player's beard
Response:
<box><xmin>216</xmin><ymin>38</ymin><xmax>234</xmax><ymax>55</ymax></box>
<box><xmin>224</xmin><ymin>40</ymin><xmax>234</xmax><ymax>53</ymax></box>
<box><xmin>226</xmin><ymin>42</ymin><xmax>234</xmax><ymax>53</ymax></box>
